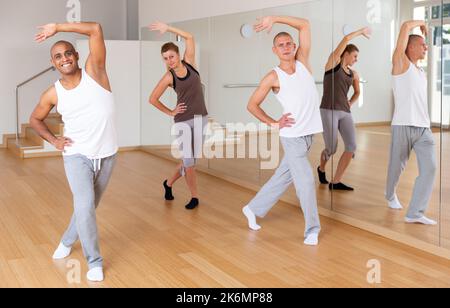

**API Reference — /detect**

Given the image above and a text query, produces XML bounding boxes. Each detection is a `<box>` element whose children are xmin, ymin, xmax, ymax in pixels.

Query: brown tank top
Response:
<box><xmin>320</xmin><ymin>63</ymin><xmax>354</xmax><ymax>113</ymax></box>
<box><xmin>170</xmin><ymin>60</ymin><xmax>208</xmax><ymax>123</ymax></box>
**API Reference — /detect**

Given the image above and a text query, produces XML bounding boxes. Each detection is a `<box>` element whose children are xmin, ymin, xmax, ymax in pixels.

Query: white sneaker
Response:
<box><xmin>52</xmin><ymin>243</ymin><xmax>72</xmax><ymax>260</ymax></box>
<box><xmin>304</xmin><ymin>234</ymin><xmax>319</xmax><ymax>246</ymax></box>
<box><xmin>87</xmin><ymin>267</ymin><xmax>104</xmax><ymax>282</ymax></box>
<box><xmin>388</xmin><ymin>195</ymin><xmax>403</xmax><ymax>210</ymax></box>
<box><xmin>242</xmin><ymin>206</ymin><xmax>261</xmax><ymax>231</ymax></box>
<box><xmin>405</xmin><ymin>216</ymin><xmax>437</xmax><ymax>225</ymax></box>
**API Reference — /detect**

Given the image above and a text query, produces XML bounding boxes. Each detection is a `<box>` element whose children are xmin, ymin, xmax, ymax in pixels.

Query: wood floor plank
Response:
<box><xmin>1</xmin><ymin>147</ymin><xmax>450</xmax><ymax>287</ymax></box>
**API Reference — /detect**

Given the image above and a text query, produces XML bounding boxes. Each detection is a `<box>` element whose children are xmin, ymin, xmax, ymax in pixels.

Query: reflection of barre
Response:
<box><xmin>224</xmin><ymin>80</ymin><xmax>368</xmax><ymax>88</ymax></box>
<box><xmin>223</xmin><ymin>84</ymin><xmax>259</xmax><ymax>88</ymax></box>
<box><xmin>315</xmin><ymin>80</ymin><xmax>368</xmax><ymax>85</ymax></box>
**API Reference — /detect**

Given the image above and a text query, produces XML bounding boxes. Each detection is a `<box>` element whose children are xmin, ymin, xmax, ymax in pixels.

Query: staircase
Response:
<box><xmin>2</xmin><ymin>113</ymin><xmax>63</xmax><ymax>159</ymax></box>
<box><xmin>1</xmin><ymin>116</ymin><xmax>258</xmax><ymax>159</ymax></box>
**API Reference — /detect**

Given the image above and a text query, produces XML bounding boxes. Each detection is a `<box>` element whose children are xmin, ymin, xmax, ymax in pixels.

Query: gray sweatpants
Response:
<box><xmin>174</xmin><ymin>116</ymin><xmax>208</xmax><ymax>176</ymax></box>
<box><xmin>61</xmin><ymin>153</ymin><xmax>116</xmax><ymax>269</ymax></box>
<box><xmin>248</xmin><ymin>136</ymin><xmax>321</xmax><ymax>237</ymax></box>
<box><xmin>320</xmin><ymin>109</ymin><xmax>357</xmax><ymax>161</ymax></box>
<box><xmin>385</xmin><ymin>126</ymin><xmax>436</xmax><ymax>219</ymax></box>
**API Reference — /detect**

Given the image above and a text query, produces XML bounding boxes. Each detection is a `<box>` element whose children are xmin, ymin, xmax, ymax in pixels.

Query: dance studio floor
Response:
<box><xmin>1</xmin><ymin>147</ymin><xmax>450</xmax><ymax>288</ymax></box>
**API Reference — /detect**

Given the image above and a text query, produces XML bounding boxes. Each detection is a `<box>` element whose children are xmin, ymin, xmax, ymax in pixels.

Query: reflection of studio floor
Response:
<box><xmin>1</xmin><ymin>149</ymin><xmax>450</xmax><ymax>287</ymax></box>
<box><xmin>317</xmin><ymin>125</ymin><xmax>449</xmax><ymax>249</ymax></box>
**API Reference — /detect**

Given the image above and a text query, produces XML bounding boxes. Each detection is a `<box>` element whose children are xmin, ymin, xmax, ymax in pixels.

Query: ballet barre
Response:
<box><xmin>223</xmin><ymin>80</ymin><xmax>367</xmax><ymax>88</ymax></box>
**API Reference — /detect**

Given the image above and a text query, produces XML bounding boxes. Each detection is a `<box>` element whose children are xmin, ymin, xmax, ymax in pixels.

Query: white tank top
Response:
<box><xmin>392</xmin><ymin>62</ymin><xmax>430</xmax><ymax>128</ymax></box>
<box><xmin>55</xmin><ymin>70</ymin><xmax>118</xmax><ymax>159</ymax></box>
<box><xmin>274</xmin><ymin>61</ymin><xmax>323</xmax><ymax>138</ymax></box>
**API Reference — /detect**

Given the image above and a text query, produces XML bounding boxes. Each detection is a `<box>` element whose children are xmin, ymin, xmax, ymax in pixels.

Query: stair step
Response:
<box><xmin>44</xmin><ymin>118</ymin><xmax>64</xmax><ymax>135</ymax></box>
<box><xmin>25</xmin><ymin>127</ymin><xmax>44</xmax><ymax>146</ymax></box>
<box><xmin>7</xmin><ymin>137</ymin><xmax>41</xmax><ymax>148</ymax></box>
<box><xmin>17</xmin><ymin>120</ymin><xmax>62</xmax><ymax>145</ymax></box>
<box><xmin>47</xmin><ymin>112</ymin><xmax>62</xmax><ymax>119</ymax></box>
<box><xmin>6</xmin><ymin>137</ymin><xmax>43</xmax><ymax>158</ymax></box>
<box><xmin>6</xmin><ymin>113</ymin><xmax>63</xmax><ymax>158</ymax></box>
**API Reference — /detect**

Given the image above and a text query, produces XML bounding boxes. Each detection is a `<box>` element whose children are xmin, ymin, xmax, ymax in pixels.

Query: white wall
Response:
<box><xmin>141</xmin><ymin>42</ymin><xmax>176</xmax><ymax>145</ymax></box>
<box><xmin>139</xmin><ymin>0</ymin><xmax>315</xmax><ymax>26</ymax></box>
<box><xmin>77</xmin><ymin>40</ymin><xmax>141</xmax><ymax>147</ymax></box>
<box><xmin>0</xmin><ymin>0</ymin><xmax>128</xmax><ymax>140</ymax></box>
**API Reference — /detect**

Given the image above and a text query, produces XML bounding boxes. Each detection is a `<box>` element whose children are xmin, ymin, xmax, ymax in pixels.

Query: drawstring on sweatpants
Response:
<box><xmin>91</xmin><ymin>158</ymin><xmax>103</xmax><ymax>173</ymax></box>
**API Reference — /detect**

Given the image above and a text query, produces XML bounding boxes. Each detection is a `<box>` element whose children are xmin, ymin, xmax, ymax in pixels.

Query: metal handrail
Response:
<box><xmin>15</xmin><ymin>66</ymin><xmax>56</xmax><ymax>144</ymax></box>
<box><xmin>224</xmin><ymin>83</ymin><xmax>328</xmax><ymax>88</ymax></box>
<box><xmin>223</xmin><ymin>84</ymin><xmax>259</xmax><ymax>89</ymax></box>
<box><xmin>223</xmin><ymin>80</ymin><xmax>368</xmax><ymax>88</ymax></box>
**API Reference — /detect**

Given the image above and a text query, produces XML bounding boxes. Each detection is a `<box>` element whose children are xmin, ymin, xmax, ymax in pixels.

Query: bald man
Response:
<box><xmin>243</xmin><ymin>16</ymin><xmax>323</xmax><ymax>246</ymax></box>
<box><xmin>386</xmin><ymin>20</ymin><xmax>437</xmax><ymax>225</ymax></box>
<box><xmin>30</xmin><ymin>22</ymin><xmax>118</xmax><ymax>282</ymax></box>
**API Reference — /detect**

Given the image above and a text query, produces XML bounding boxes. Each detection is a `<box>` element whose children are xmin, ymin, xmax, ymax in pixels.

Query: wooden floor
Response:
<box><xmin>1</xmin><ymin>149</ymin><xmax>450</xmax><ymax>287</ymax></box>
<box><xmin>147</xmin><ymin>126</ymin><xmax>449</xmax><ymax>248</ymax></box>
<box><xmin>323</xmin><ymin>126</ymin><xmax>446</xmax><ymax>247</ymax></box>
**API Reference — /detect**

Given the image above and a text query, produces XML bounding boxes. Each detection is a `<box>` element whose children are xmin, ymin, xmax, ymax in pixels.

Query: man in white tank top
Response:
<box><xmin>30</xmin><ymin>22</ymin><xmax>118</xmax><ymax>282</ymax></box>
<box><xmin>242</xmin><ymin>16</ymin><xmax>323</xmax><ymax>246</ymax></box>
<box><xmin>386</xmin><ymin>20</ymin><xmax>437</xmax><ymax>225</ymax></box>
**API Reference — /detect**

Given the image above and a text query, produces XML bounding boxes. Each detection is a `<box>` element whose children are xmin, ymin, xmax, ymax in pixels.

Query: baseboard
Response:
<box><xmin>118</xmin><ymin>146</ymin><xmax>142</xmax><ymax>152</ymax></box>
<box><xmin>0</xmin><ymin>133</ymin><xmax>16</xmax><ymax>149</ymax></box>
<box><xmin>139</xmin><ymin>147</ymin><xmax>450</xmax><ymax>261</ymax></box>
<box><xmin>141</xmin><ymin>145</ymin><xmax>172</xmax><ymax>151</ymax></box>
<box><xmin>355</xmin><ymin>121</ymin><xmax>391</xmax><ymax>127</ymax></box>
<box><xmin>24</xmin><ymin>151</ymin><xmax>62</xmax><ymax>159</ymax></box>
<box><xmin>22</xmin><ymin>146</ymin><xmax>141</xmax><ymax>159</ymax></box>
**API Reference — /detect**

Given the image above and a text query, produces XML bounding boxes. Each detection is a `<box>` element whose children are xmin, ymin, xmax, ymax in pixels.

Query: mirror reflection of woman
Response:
<box><xmin>149</xmin><ymin>22</ymin><xmax>208</xmax><ymax>210</ymax></box>
<box><xmin>318</xmin><ymin>27</ymin><xmax>371</xmax><ymax>191</ymax></box>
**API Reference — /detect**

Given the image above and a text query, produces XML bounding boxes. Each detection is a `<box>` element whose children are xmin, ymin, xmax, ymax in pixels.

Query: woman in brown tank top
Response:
<box><xmin>317</xmin><ymin>27</ymin><xmax>371</xmax><ymax>191</ymax></box>
<box><xmin>149</xmin><ymin>22</ymin><xmax>208</xmax><ymax>210</ymax></box>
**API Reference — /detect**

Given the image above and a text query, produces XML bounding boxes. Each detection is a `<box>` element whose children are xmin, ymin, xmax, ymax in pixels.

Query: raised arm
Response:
<box><xmin>149</xmin><ymin>72</ymin><xmax>187</xmax><ymax>117</ymax></box>
<box><xmin>392</xmin><ymin>20</ymin><xmax>427</xmax><ymax>74</ymax></box>
<box><xmin>150</xmin><ymin>22</ymin><xmax>196</xmax><ymax>67</ymax></box>
<box><xmin>325</xmin><ymin>27</ymin><xmax>371</xmax><ymax>71</ymax></box>
<box><xmin>255</xmin><ymin>16</ymin><xmax>311</xmax><ymax>69</ymax></box>
<box><xmin>247</xmin><ymin>71</ymin><xmax>295</xmax><ymax>129</ymax></box>
<box><xmin>30</xmin><ymin>86</ymin><xmax>73</xmax><ymax>151</ymax></box>
<box><xmin>35</xmin><ymin>22</ymin><xmax>110</xmax><ymax>89</ymax></box>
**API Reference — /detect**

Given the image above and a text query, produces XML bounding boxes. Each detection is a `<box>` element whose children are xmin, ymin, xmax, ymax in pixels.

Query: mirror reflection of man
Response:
<box><xmin>386</xmin><ymin>20</ymin><xmax>437</xmax><ymax>226</ymax></box>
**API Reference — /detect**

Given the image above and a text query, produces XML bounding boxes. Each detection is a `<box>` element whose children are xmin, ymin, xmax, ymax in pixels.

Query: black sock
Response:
<box><xmin>164</xmin><ymin>180</ymin><xmax>174</xmax><ymax>200</ymax></box>
<box><xmin>317</xmin><ymin>167</ymin><xmax>329</xmax><ymax>184</ymax></box>
<box><xmin>329</xmin><ymin>182</ymin><xmax>354</xmax><ymax>191</ymax></box>
<box><xmin>185</xmin><ymin>198</ymin><xmax>199</xmax><ymax>210</ymax></box>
